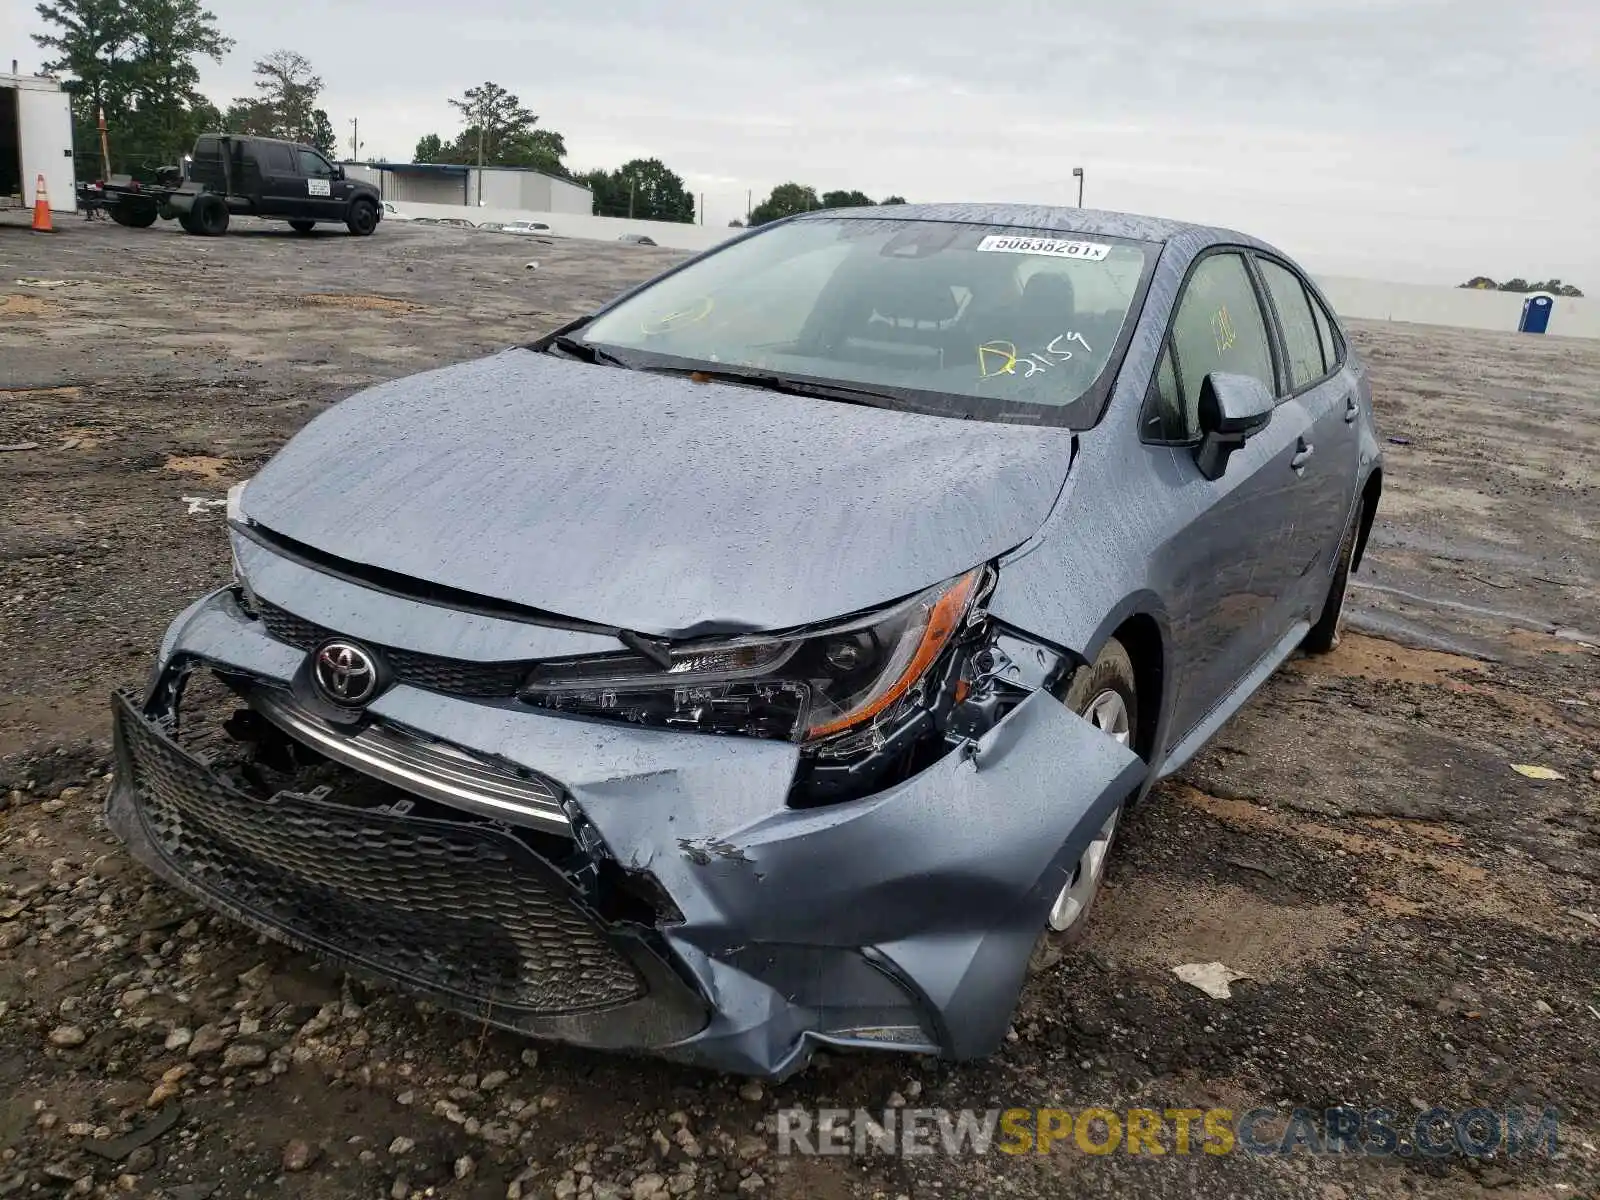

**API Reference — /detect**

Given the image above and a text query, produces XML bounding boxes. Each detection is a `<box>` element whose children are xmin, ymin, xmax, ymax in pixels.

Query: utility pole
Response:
<box><xmin>97</xmin><ymin>107</ymin><xmax>111</xmax><ymax>180</ymax></box>
<box><xmin>1072</xmin><ymin>166</ymin><xmax>1084</xmax><ymax>208</ymax></box>
<box><xmin>699</xmin><ymin>193</ymin><xmax>704</xmax><ymax>225</ymax></box>
<box><xmin>476</xmin><ymin>112</ymin><xmax>485</xmax><ymax>205</ymax></box>
<box><xmin>628</xmin><ymin>182</ymin><xmax>635</xmax><ymax>219</ymax></box>
<box><xmin>746</xmin><ymin>189</ymin><xmax>751</xmax><ymax>223</ymax></box>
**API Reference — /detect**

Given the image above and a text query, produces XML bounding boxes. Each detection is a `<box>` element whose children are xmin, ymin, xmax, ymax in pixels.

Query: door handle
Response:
<box><xmin>1291</xmin><ymin>439</ymin><xmax>1314</xmax><ymax>471</ymax></box>
<box><xmin>1343</xmin><ymin>395</ymin><xmax>1359</xmax><ymax>423</ymax></box>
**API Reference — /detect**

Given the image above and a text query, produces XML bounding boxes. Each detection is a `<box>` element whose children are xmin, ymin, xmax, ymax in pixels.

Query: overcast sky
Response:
<box><xmin>9</xmin><ymin>0</ymin><xmax>1597</xmax><ymax>284</ymax></box>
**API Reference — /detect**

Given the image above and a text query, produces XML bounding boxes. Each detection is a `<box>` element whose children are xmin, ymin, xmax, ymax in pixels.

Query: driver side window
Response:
<box><xmin>297</xmin><ymin>149</ymin><xmax>333</xmax><ymax>179</ymax></box>
<box><xmin>1142</xmin><ymin>251</ymin><xmax>1275</xmax><ymax>443</ymax></box>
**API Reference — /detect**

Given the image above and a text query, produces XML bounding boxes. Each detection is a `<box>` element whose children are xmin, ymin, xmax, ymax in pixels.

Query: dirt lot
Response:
<box><xmin>1</xmin><ymin>214</ymin><xmax>1597</xmax><ymax>1200</ymax></box>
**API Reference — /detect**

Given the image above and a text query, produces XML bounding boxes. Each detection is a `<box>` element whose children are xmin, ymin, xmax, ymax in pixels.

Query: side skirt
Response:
<box><xmin>1155</xmin><ymin>619</ymin><xmax>1310</xmax><ymax>781</ymax></box>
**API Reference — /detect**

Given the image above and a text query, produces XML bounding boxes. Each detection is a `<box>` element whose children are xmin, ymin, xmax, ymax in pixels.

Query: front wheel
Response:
<box><xmin>1027</xmin><ymin>637</ymin><xmax>1140</xmax><ymax>974</ymax></box>
<box><xmin>288</xmin><ymin>219</ymin><xmax>316</xmax><ymax>234</ymax></box>
<box><xmin>346</xmin><ymin>199</ymin><xmax>378</xmax><ymax>236</ymax></box>
<box><xmin>1303</xmin><ymin>498</ymin><xmax>1364</xmax><ymax>654</ymax></box>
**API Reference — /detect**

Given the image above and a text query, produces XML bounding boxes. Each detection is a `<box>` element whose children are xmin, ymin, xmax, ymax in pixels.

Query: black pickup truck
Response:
<box><xmin>81</xmin><ymin>134</ymin><xmax>382</xmax><ymax>237</ymax></box>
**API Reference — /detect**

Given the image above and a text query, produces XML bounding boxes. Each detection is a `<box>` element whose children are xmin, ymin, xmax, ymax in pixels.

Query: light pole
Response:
<box><xmin>1072</xmin><ymin>166</ymin><xmax>1084</xmax><ymax>208</ymax></box>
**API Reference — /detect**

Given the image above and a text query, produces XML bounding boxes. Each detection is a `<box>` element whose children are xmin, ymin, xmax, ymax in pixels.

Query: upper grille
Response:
<box><xmin>255</xmin><ymin>599</ymin><xmax>530</xmax><ymax>698</ymax></box>
<box><xmin>113</xmin><ymin>694</ymin><xmax>644</xmax><ymax>1016</ymax></box>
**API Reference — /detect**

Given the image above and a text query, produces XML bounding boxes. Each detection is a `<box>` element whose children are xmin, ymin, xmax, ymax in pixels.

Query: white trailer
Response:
<box><xmin>1</xmin><ymin>72</ymin><xmax>77</xmax><ymax>214</ymax></box>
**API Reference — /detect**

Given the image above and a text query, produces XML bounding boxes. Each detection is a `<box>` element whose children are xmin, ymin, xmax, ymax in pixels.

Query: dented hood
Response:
<box><xmin>243</xmin><ymin>349</ymin><xmax>1075</xmax><ymax>637</ymax></box>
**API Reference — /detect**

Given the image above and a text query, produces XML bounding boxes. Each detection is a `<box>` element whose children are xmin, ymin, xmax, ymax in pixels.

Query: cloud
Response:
<box><xmin>8</xmin><ymin>0</ymin><xmax>1594</xmax><ymax>283</ymax></box>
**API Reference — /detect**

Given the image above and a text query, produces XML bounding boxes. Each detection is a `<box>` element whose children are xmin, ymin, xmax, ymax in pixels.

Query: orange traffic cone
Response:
<box><xmin>31</xmin><ymin>174</ymin><xmax>54</xmax><ymax>233</ymax></box>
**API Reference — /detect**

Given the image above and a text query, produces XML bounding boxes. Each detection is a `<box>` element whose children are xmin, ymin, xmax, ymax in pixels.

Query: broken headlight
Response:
<box><xmin>519</xmin><ymin>568</ymin><xmax>982</xmax><ymax>745</ymax></box>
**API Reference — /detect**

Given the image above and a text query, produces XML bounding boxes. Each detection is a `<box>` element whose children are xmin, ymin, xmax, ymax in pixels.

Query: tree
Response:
<box><xmin>226</xmin><ymin>50</ymin><xmax>330</xmax><ymax>147</ymax></box>
<box><xmin>34</xmin><ymin>0</ymin><xmax>231</xmax><ymax>176</ymax></box>
<box><xmin>413</xmin><ymin>83</ymin><xmax>569</xmax><ymax>174</ymax></box>
<box><xmin>582</xmin><ymin>158</ymin><xmax>693</xmax><ymax>222</ymax></box>
<box><xmin>749</xmin><ymin>182</ymin><xmax>819</xmax><ymax>226</ymax></box>
<box><xmin>414</xmin><ymin>132</ymin><xmax>445</xmax><ymax>163</ymax></box>
<box><xmin>819</xmin><ymin>189</ymin><xmax>874</xmax><ymax>210</ymax></box>
<box><xmin>309</xmin><ymin>107</ymin><xmax>336</xmax><ymax>156</ymax></box>
<box><xmin>1458</xmin><ymin>276</ymin><xmax>1498</xmax><ymax>290</ymax></box>
<box><xmin>1501</xmin><ymin>278</ymin><xmax>1531</xmax><ymax>293</ymax></box>
<box><xmin>880</xmin><ymin>194</ymin><xmax>908</xmax><ymax>205</ymax></box>
<box><xmin>448</xmin><ymin>81</ymin><xmax>534</xmax><ymax>165</ymax></box>
<box><xmin>728</xmin><ymin>218</ymin><xmax>745</xmax><ymax>228</ymax></box>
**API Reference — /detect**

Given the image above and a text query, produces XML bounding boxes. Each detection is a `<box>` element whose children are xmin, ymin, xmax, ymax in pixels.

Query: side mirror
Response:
<box><xmin>332</xmin><ymin>165</ymin><xmax>345</xmax><ymax>181</ymax></box>
<box><xmin>1194</xmin><ymin>372</ymin><xmax>1274</xmax><ymax>480</ymax></box>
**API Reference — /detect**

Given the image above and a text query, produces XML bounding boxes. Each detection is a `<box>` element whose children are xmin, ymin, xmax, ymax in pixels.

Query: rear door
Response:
<box><xmin>1140</xmin><ymin>248</ymin><xmax>1316</xmax><ymax>739</ymax></box>
<box><xmin>256</xmin><ymin>141</ymin><xmax>303</xmax><ymax>216</ymax></box>
<box><xmin>1253</xmin><ymin>255</ymin><xmax>1361</xmax><ymax>615</ymax></box>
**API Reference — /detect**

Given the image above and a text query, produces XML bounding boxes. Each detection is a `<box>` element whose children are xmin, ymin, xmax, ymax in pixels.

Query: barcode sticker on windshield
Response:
<box><xmin>976</xmin><ymin>235</ymin><xmax>1110</xmax><ymax>261</ymax></box>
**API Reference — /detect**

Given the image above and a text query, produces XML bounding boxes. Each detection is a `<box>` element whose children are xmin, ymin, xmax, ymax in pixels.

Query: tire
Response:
<box><xmin>1027</xmin><ymin>637</ymin><xmax>1141</xmax><ymax>974</ymax></box>
<box><xmin>110</xmin><ymin>205</ymin><xmax>157</xmax><ymax>228</ymax></box>
<box><xmin>288</xmin><ymin>219</ymin><xmax>317</xmax><ymax>234</ymax></box>
<box><xmin>191</xmin><ymin>195</ymin><xmax>229</xmax><ymax>237</ymax></box>
<box><xmin>1303</xmin><ymin>498</ymin><xmax>1364</xmax><ymax>654</ymax></box>
<box><xmin>177</xmin><ymin>209</ymin><xmax>200</xmax><ymax>235</ymax></box>
<box><xmin>346</xmin><ymin>198</ymin><xmax>378</xmax><ymax>236</ymax></box>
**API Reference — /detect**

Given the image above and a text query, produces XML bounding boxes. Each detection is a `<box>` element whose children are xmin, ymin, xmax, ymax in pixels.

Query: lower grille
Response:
<box><xmin>255</xmin><ymin>599</ymin><xmax>530</xmax><ymax>698</ymax></box>
<box><xmin>113</xmin><ymin>692</ymin><xmax>643</xmax><ymax>1016</ymax></box>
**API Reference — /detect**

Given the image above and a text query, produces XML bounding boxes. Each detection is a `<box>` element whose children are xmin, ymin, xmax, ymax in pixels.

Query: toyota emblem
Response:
<box><xmin>313</xmin><ymin>640</ymin><xmax>379</xmax><ymax>706</ymax></box>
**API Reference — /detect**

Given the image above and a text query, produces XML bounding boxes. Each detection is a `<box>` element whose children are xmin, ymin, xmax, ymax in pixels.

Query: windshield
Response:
<box><xmin>574</xmin><ymin>216</ymin><xmax>1157</xmax><ymax>426</ymax></box>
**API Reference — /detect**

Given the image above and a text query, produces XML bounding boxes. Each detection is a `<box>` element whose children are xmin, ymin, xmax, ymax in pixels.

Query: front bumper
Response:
<box><xmin>110</xmin><ymin>586</ymin><xmax>1144</xmax><ymax>1077</ymax></box>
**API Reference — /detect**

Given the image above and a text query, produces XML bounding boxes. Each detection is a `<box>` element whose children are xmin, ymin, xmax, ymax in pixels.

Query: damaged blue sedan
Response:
<box><xmin>108</xmin><ymin>203</ymin><xmax>1382</xmax><ymax>1077</ymax></box>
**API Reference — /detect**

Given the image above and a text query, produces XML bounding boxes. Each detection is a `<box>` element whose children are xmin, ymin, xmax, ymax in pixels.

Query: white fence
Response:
<box><xmin>386</xmin><ymin>198</ymin><xmax>1598</xmax><ymax>340</ymax></box>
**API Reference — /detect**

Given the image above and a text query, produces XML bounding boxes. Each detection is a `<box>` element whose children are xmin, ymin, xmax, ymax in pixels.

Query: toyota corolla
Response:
<box><xmin>108</xmin><ymin>203</ymin><xmax>1382</xmax><ymax>1077</ymax></box>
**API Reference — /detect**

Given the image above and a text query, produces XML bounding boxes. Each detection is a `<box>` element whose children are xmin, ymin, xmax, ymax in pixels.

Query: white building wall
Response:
<box><xmin>373</xmin><ymin>194</ymin><xmax>1600</xmax><ymax>340</ymax></box>
<box><xmin>548</xmin><ymin>176</ymin><xmax>593</xmax><ymax>215</ymax></box>
<box><xmin>1313</xmin><ymin>276</ymin><xmax>1596</xmax><ymax>339</ymax></box>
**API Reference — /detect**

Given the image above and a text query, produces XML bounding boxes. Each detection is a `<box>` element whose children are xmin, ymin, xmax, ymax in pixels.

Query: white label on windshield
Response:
<box><xmin>976</xmin><ymin>235</ymin><xmax>1110</xmax><ymax>261</ymax></box>
<box><xmin>307</xmin><ymin>178</ymin><xmax>331</xmax><ymax>197</ymax></box>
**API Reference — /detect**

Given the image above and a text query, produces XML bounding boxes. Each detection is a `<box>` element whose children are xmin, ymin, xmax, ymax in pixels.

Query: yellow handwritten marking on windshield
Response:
<box><xmin>642</xmin><ymin>296</ymin><xmax>714</xmax><ymax>335</ymax></box>
<box><xmin>978</xmin><ymin>340</ymin><xmax>1020</xmax><ymax>377</ymax></box>
<box><xmin>1212</xmin><ymin>305</ymin><xmax>1236</xmax><ymax>355</ymax></box>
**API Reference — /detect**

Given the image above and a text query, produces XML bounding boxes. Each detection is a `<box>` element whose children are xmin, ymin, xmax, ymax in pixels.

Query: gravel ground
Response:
<box><xmin>1</xmin><ymin>214</ymin><xmax>1597</xmax><ymax>1200</ymax></box>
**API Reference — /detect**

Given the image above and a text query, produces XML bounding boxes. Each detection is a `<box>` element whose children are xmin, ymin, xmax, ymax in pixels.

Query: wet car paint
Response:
<box><xmin>112</xmin><ymin>202</ymin><xmax>1382</xmax><ymax>1077</ymax></box>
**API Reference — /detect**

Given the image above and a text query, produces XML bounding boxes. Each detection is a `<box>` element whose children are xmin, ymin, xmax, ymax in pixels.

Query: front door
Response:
<box><xmin>294</xmin><ymin>148</ymin><xmax>342</xmax><ymax>220</ymax></box>
<box><xmin>1141</xmin><ymin>249</ymin><xmax>1314</xmax><ymax>740</ymax></box>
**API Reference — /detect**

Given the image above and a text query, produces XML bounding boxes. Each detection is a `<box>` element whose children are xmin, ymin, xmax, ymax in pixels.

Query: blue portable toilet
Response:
<box><xmin>1519</xmin><ymin>293</ymin><xmax>1554</xmax><ymax>334</ymax></box>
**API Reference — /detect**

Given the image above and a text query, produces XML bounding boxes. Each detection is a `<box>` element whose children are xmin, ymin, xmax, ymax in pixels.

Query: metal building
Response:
<box><xmin>339</xmin><ymin>161</ymin><xmax>592</xmax><ymax>214</ymax></box>
<box><xmin>1</xmin><ymin>71</ymin><xmax>76</xmax><ymax>214</ymax></box>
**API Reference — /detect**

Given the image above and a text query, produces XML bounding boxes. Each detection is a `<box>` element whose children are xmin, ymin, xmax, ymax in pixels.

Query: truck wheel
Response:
<box><xmin>192</xmin><ymin>195</ymin><xmax>229</xmax><ymax>237</ymax></box>
<box><xmin>177</xmin><ymin>210</ymin><xmax>200</xmax><ymax>234</ymax></box>
<box><xmin>111</xmin><ymin>205</ymin><xmax>157</xmax><ymax>229</ymax></box>
<box><xmin>346</xmin><ymin>198</ymin><xmax>378</xmax><ymax>237</ymax></box>
<box><xmin>288</xmin><ymin>220</ymin><xmax>317</xmax><ymax>234</ymax></box>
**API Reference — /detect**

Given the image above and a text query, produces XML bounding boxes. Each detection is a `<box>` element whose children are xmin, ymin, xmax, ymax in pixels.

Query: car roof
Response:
<box><xmin>796</xmin><ymin>202</ymin><xmax>1269</xmax><ymax>250</ymax></box>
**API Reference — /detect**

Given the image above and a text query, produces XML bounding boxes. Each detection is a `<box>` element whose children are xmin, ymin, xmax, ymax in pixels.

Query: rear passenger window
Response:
<box><xmin>1308</xmin><ymin>289</ymin><xmax>1342</xmax><ymax>372</ymax></box>
<box><xmin>264</xmin><ymin>144</ymin><xmax>295</xmax><ymax>173</ymax></box>
<box><xmin>1258</xmin><ymin>259</ymin><xmax>1326</xmax><ymax>390</ymax></box>
<box><xmin>1143</xmin><ymin>251</ymin><xmax>1275</xmax><ymax>442</ymax></box>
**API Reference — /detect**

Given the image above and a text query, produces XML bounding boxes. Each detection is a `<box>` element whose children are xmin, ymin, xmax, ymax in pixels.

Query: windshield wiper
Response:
<box><xmin>550</xmin><ymin>334</ymin><xmax>630</xmax><ymax>369</ymax></box>
<box><xmin>644</xmin><ymin>365</ymin><xmax>909</xmax><ymax>412</ymax></box>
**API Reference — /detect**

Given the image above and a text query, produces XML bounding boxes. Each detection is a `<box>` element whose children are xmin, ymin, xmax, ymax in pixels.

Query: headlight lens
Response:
<box><xmin>520</xmin><ymin>568</ymin><xmax>982</xmax><ymax>744</ymax></box>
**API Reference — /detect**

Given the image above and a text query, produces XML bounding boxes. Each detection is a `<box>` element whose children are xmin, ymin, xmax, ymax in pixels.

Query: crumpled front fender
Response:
<box><xmin>569</xmin><ymin>689</ymin><xmax>1144</xmax><ymax>1074</ymax></box>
